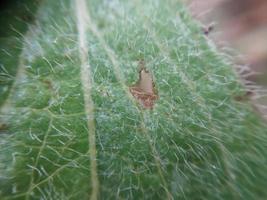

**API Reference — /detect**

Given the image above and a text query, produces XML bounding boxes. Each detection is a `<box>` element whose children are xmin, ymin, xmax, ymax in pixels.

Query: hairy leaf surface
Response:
<box><xmin>0</xmin><ymin>0</ymin><xmax>267</xmax><ymax>199</ymax></box>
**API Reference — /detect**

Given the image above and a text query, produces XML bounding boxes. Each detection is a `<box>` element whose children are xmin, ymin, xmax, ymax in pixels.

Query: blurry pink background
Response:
<box><xmin>188</xmin><ymin>0</ymin><xmax>267</xmax><ymax>117</ymax></box>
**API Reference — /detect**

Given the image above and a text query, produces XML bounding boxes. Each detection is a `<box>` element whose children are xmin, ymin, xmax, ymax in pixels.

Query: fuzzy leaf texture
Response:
<box><xmin>0</xmin><ymin>0</ymin><xmax>267</xmax><ymax>199</ymax></box>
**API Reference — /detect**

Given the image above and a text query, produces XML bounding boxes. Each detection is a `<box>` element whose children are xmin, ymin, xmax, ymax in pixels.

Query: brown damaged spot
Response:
<box><xmin>0</xmin><ymin>123</ymin><xmax>8</xmax><ymax>131</ymax></box>
<box><xmin>234</xmin><ymin>91</ymin><xmax>254</xmax><ymax>101</ymax></box>
<box><xmin>129</xmin><ymin>60</ymin><xmax>158</xmax><ymax>109</ymax></box>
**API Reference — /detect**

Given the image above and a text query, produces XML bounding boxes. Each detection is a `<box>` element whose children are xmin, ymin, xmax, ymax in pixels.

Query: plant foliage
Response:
<box><xmin>0</xmin><ymin>0</ymin><xmax>267</xmax><ymax>199</ymax></box>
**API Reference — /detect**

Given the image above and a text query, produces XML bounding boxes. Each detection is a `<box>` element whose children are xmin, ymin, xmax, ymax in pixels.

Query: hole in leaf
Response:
<box><xmin>129</xmin><ymin>60</ymin><xmax>158</xmax><ymax>109</ymax></box>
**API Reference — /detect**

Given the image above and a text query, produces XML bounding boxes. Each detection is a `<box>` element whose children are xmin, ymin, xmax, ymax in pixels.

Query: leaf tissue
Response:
<box><xmin>0</xmin><ymin>0</ymin><xmax>267</xmax><ymax>199</ymax></box>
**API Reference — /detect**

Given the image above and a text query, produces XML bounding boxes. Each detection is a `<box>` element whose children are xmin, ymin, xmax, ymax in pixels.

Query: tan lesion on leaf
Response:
<box><xmin>129</xmin><ymin>59</ymin><xmax>158</xmax><ymax>109</ymax></box>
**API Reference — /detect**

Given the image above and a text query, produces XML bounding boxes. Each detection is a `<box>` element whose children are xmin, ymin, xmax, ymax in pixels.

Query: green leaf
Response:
<box><xmin>1</xmin><ymin>0</ymin><xmax>267</xmax><ymax>199</ymax></box>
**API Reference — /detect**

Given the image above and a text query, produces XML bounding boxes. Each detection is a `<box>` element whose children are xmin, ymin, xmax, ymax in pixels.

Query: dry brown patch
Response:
<box><xmin>129</xmin><ymin>60</ymin><xmax>158</xmax><ymax>109</ymax></box>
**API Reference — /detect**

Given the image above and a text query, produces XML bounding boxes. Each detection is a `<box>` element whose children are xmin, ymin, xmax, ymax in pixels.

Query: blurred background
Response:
<box><xmin>188</xmin><ymin>0</ymin><xmax>267</xmax><ymax>118</ymax></box>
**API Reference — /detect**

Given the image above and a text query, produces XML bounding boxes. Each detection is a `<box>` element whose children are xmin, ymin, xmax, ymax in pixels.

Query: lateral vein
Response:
<box><xmin>75</xmin><ymin>1</ymin><xmax>99</xmax><ymax>199</ymax></box>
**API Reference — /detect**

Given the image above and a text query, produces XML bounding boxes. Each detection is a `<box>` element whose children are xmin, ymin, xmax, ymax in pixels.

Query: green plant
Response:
<box><xmin>0</xmin><ymin>0</ymin><xmax>267</xmax><ymax>199</ymax></box>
